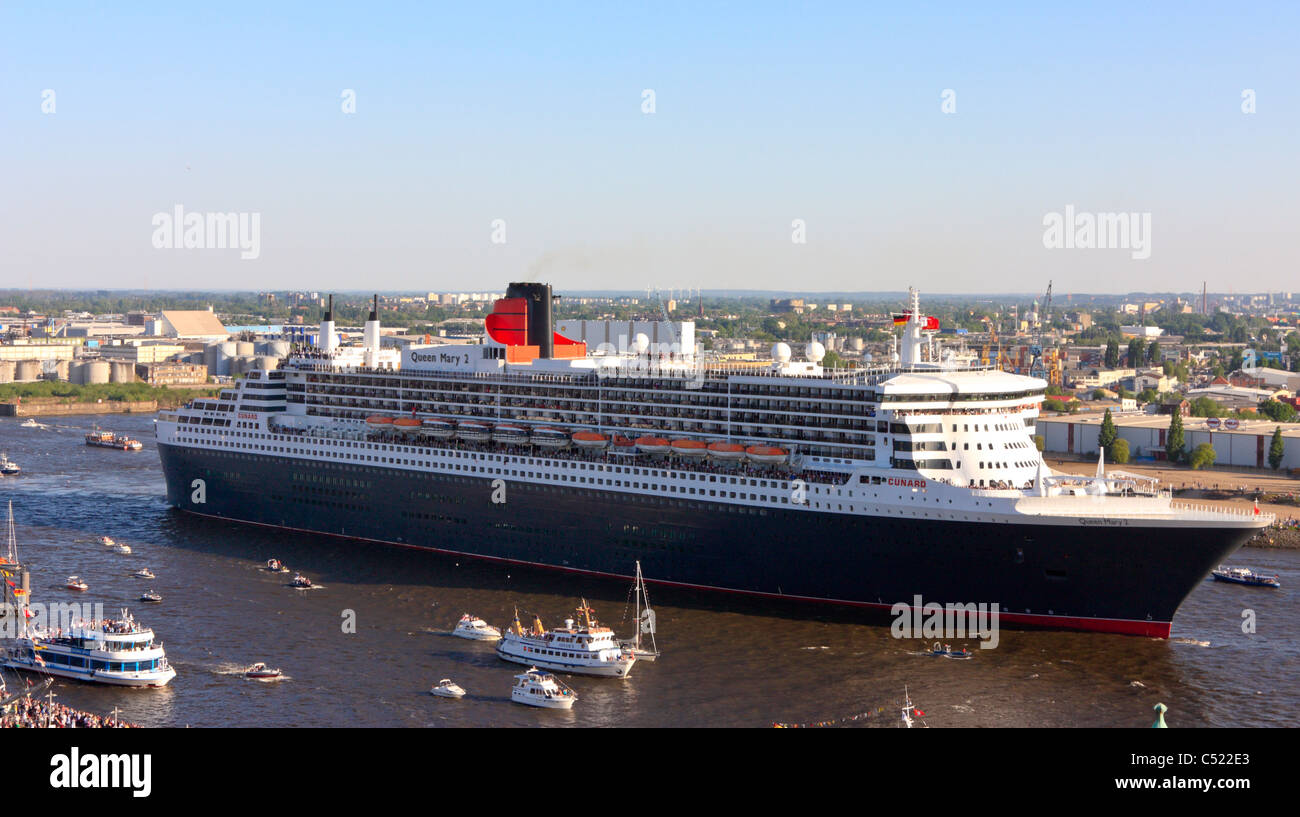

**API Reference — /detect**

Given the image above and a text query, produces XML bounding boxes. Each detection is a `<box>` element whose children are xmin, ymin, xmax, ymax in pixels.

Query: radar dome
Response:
<box><xmin>771</xmin><ymin>342</ymin><xmax>792</xmax><ymax>363</ymax></box>
<box><xmin>631</xmin><ymin>333</ymin><xmax>650</xmax><ymax>354</ymax></box>
<box><xmin>805</xmin><ymin>341</ymin><xmax>826</xmax><ymax>363</ymax></box>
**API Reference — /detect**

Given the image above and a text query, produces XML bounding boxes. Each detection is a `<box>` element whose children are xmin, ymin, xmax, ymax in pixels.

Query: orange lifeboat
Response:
<box><xmin>393</xmin><ymin>417</ymin><xmax>422</xmax><ymax>434</ymax></box>
<box><xmin>612</xmin><ymin>436</ymin><xmax>640</xmax><ymax>455</ymax></box>
<box><xmin>572</xmin><ymin>431</ymin><xmax>609</xmax><ymax>449</ymax></box>
<box><xmin>671</xmin><ymin>438</ymin><xmax>708</xmax><ymax>458</ymax></box>
<box><xmin>707</xmin><ymin>442</ymin><xmax>747</xmax><ymax>461</ymax></box>
<box><xmin>745</xmin><ymin>445</ymin><xmax>788</xmax><ymax>465</ymax></box>
<box><xmin>366</xmin><ymin>415</ymin><xmax>394</xmax><ymax>426</ymax></box>
<box><xmin>635</xmin><ymin>436</ymin><xmax>670</xmax><ymax>455</ymax></box>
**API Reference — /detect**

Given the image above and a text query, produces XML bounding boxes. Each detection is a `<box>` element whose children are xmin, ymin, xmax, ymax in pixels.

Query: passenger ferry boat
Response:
<box><xmin>86</xmin><ymin>430</ymin><xmax>143</xmax><ymax>451</ymax></box>
<box><xmin>0</xmin><ymin>453</ymin><xmax>20</xmax><ymax>476</ymax></box>
<box><xmin>1211</xmin><ymin>566</ymin><xmax>1281</xmax><ymax>588</ymax></box>
<box><xmin>153</xmin><ymin>284</ymin><xmax>1272</xmax><ymax>637</ymax></box>
<box><xmin>1</xmin><ymin>608</ymin><xmax>176</xmax><ymax>687</ymax></box>
<box><xmin>511</xmin><ymin>668</ymin><xmax>577</xmax><ymax>709</ymax></box>
<box><xmin>497</xmin><ymin>601</ymin><xmax>636</xmax><ymax>677</ymax></box>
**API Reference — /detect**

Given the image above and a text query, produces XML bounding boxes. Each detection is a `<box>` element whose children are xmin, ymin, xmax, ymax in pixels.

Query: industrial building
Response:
<box><xmin>1037</xmin><ymin>411</ymin><xmax>1300</xmax><ymax>470</ymax></box>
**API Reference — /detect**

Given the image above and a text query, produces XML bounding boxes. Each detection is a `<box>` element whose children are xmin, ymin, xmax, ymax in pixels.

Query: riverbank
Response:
<box><xmin>1</xmin><ymin>399</ymin><xmax>158</xmax><ymax>417</ymax></box>
<box><xmin>0</xmin><ymin>382</ymin><xmax>218</xmax><ymax>415</ymax></box>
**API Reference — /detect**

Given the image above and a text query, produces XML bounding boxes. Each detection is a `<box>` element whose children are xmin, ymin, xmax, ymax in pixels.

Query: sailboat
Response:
<box><xmin>620</xmin><ymin>561</ymin><xmax>661</xmax><ymax>661</ymax></box>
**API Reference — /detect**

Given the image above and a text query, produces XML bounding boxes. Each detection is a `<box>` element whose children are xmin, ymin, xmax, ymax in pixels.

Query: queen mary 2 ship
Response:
<box><xmin>154</xmin><ymin>284</ymin><xmax>1268</xmax><ymax>637</ymax></box>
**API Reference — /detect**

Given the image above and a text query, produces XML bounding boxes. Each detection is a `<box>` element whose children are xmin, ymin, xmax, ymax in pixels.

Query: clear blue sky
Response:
<box><xmin>2</xmin><ymin>2</ymin><xmax>1296</xmax><ymax>294</ymax></box>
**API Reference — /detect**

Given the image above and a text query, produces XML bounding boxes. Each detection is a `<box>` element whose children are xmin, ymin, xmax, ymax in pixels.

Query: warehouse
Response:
<box><xmin>1037</xmin><ymin>411</ymin><xmax>1300</xmax><ymax>470</ymax></box>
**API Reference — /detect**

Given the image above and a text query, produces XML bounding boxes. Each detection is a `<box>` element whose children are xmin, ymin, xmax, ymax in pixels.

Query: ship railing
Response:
<box><xmin>1171</xmin><ymin>501</ymin><xmax>1275</xmax><ymax>523</ymax></box>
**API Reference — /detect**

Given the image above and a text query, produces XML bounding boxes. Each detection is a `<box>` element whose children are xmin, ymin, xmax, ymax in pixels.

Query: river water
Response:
<box><xmin>1</xmin><ymin>414</ymin><xmax>1296</xmax><ymax>727</ymax></box>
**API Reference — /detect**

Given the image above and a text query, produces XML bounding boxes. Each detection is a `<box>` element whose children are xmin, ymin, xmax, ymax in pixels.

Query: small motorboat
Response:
<box><xmin>511</xmin><ymin>668</ymin><xmax>577</xmax><ymax>709</ymax></box>
<box><xmin>1211</xmin><ymin>566</ymin><xmax>1281</xmax><ymax>588</ymax></box>
<box><xmin>452</xmin><ymin>613</ymin><xmax>501</xmax><ymax>641</ymax></box>
<box><xmin>932</xmin><ymin>642</ymin><xmax>973</xmax><ymax>659</ymax></box>
<box><xmin>66</xmin><ymin>576</ymin><xmax>89</xmax><ymax>592</ymax></box>
<box><xmin>133</xmin><ymin>568</ymin><xmax>156</xmax><ymax>579</ymax></box>
<box><xmin>20</xmin><ymin>418</ymin><xmax>44</xmax><ymax>428</ymax></box>
<box><xmin>99</xmin><ymin>536</ymin><xmax>116</xmax><ymax>546</ymax></box>
<box><xmin>431</xmin><ymin>678</ymin><xmax>466</xmax><ymax>698</ymax></box>
<box><xmin>245</xmin><ymin>662</ymin><xmax>282</xmax><ymax>679</ymax></box>
<box><xmin>290</xmin><ymin>573</ymin><xmax>313</xmax><ymax>589</ymax></box>
<box><xmin>0</xmin><ymin>453</ymin><xmax>20</xmax><ymax>476</ymax></box>
<box><xmin>113</xmin><ymin>543</ymin><xmax>132</xmax><ymax>555</ymax></box>
<box><xmin>139</xmin><ymin>590</ymin><xmax>162</xmax><ymax>603</ymax></box>
<box><xmin>265</xmin><ymin>558</ymin><xmax>289</xmax><ymax>572</ymax></box>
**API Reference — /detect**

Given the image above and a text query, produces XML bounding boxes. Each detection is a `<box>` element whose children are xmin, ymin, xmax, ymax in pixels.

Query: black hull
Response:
<box><xmin>158</xmin><ymin>443</ymin><xmax>1255</xmax><ymax>636</ymax></box>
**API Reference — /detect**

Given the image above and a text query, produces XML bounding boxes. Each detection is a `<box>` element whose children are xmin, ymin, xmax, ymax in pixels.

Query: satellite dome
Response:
<box><xmin>805</xmin><ymin>341</ymin><xmax>826</xmax><ymax>363</ymax></box>
<box><xmin>771</xmin><ymin>342</ymin><xmax>792</xmax><ymax>363</ymax></box>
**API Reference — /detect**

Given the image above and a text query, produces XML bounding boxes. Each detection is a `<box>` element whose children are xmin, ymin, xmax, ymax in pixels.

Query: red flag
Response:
<box><xmin>1253</xmin><ymin>499</ymin><xmax>1260</xmax><ymax>515</ymax></box>
<box><xmin>915</xmin><ymin>709</ymin><xmax>925</xmax><ymax>717</ymax></box>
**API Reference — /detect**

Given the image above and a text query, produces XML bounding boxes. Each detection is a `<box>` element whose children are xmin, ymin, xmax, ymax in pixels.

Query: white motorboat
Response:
<box><xmin>139</xmin><ymin>590</ymin><xmax>162</xmax><ymax>604</ymax></box>
<box><xmin>452</xmin><ymin>614</ymin><xmax>501</xmax><ymax>641</ymax></box>
<box><xmin>245</xmin><ymin>662</ymin><xmax>282</xmax><ymax>679</ymax></box>
<box><xmin>99</xmin><ymin>536</ymin><xmax>116</xmax><ymax>546</ymax></box>
<box><xmin>290</xmin><ymin>573</ymin><xmax>313</xmax><ymax>588</ymax></box>
<box><xmin>133</xmin><ymin>568</ymin><xmax>156</xmax><ymax>579</ymax></box>
<box><xmin>511</xmin><ymin>668</ymin><xmax>577</xmax><ymax>709</ymax></box>
<box><xmin>65</xmin><ymin>576</ymin><xmax>89</xmax><ymax>592</ymax></box>
<box><xmin>431</xmin><ymin>678</ymin><xmax>466</xmax><ymax>698</ymax></box>
<box><xmin>114</xmin><ymin>543</ymin><xmax>132</xmax><ymax>555</ymax></box>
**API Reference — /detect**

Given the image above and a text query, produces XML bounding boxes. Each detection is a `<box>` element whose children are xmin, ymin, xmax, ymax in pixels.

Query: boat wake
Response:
<box><xmin>1171</xmin><ymin>637</ymin><xmax>1211</xmax><ymax>647</ymax></box>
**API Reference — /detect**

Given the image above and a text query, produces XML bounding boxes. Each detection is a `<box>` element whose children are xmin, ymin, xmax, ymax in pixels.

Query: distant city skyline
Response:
<box><xmin>2</xmin><ymin>3</ymin><xmax>1297</xmax><ymax>293</ymax></box>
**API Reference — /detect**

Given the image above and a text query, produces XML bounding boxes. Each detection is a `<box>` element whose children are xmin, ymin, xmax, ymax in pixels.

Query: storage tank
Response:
<box><xmin>204</xmin><ymin>343</ymin><xmax>219</xmax><ymax>374</ymax></box>
<box><xmin>53</xmin><ymin>360</ymin><xmax>71</xmax><ymax>381</ymax></box>
<box><xmin>15</xmin><ymin>360</ymin><xmax>41</xmax><ymax>382</ymax></box>
<box><xmin>83</xmin><ymin>360</ymin><xmax>111</xmax><ymax>384</ymax></box>
<box><xmin>0</xmin><ymin>361</ymin><xmax>14</xmax><ymax>383</ymax></box>
<box><xmin>266</xmin><ymin>340</ymin><xmax>290</xmax><ymax>358</ymax></box>
<box><xmin>216</xmin><ymin>342</ymin><xmax>237</xmax><ymax>376</ymax></box>
<box><xmin>256</xmin><ymin>355</ymin><xmax>279</xmax><ymax>372</ymax></box>
<box><xmin>235</xmin><ymin>341</ymin><xmax>255</xmax><ymax>357</ymax></box>
<box><xmin>110</xmin><ymin>362</ymin><xmax>135</xmax><ymax>383</ymax></box>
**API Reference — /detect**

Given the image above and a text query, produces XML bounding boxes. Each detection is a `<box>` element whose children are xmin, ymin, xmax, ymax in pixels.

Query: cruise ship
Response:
<box><xmin>154</xmin><ymin>284</ymin><xmax>1269</xmax><ymax>637</ymax></box>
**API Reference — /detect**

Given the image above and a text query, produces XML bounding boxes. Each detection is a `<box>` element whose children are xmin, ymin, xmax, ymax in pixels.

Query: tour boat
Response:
<box><xmin>497</xmin><ymin>601</ymin><xmax>636</xmax><ymax>677</ymax></box>
<box><xmin>634</xmin><ymin>436</ymin><xmax>670</xmax><ymax>455</ymax></box>
<box><xmin>139</xmin><ymin>590</ymin><xmax>162</xmax><ymax>604</ymax></box>
<box><xmin>85</xmin><ymin>430</ymin><xmax>142</xmax><ymax>451</ymax></box>
<box><xmin>431</xmin><ymin>678</ymin><xmax>466</xmax><ymax>698</ymax></box>
<box><xmin>3</xmin><ymin>608</ymin><xmax>176</xmax><ymax>687</ymax></box>
<box><xmin>572</xmin><ymin>431</ymin><xmax>609</xmax><ymax>450</ymax></box>
<box><xmin>133</xmin><ymin>568</ymin><xmax>155</xmax><ymax>579</ymax></box>
<box><xmin>1211</xmin><ymin>566</ymin><xmax>1281</xmax><ymax>588</ymax></box>
<box><xmin>511</xmin><ymin>668</ymin><xmax>577</xmax><ymax>709</ymax></box>
<box><xmin>291</xmin><ymin>573</ymin><xmax>313</xmax><ymax>588</ymax></box>
<box><xmin>65</xmin><ymin>576</ymin><xmax>89</xmax><ymax>592</ymax></box>
<box><xmin>0</xmin><ymin>454</ymin><xmax>20</xmax><ymax>476</ymax></box>
<box><xmin>245</xmin><ymin>662</ymin><xmax>282</xmax><ymax>679</ymax></box>
<box><xmin>530</xmin><ymin>427</ymin><xmax>569</xmax><ymax>448</ymax></box>
<box><xmin>452</xmin><ymin>614</ymin><xmax>501</xmax><ymax>641</ymax></box>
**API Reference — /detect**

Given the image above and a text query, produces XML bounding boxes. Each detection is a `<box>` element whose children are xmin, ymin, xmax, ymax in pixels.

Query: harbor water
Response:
<box><xmin>1</xmin><ymin>414</ymin><xmax>1297</xmax><ymax>727</ymax></box>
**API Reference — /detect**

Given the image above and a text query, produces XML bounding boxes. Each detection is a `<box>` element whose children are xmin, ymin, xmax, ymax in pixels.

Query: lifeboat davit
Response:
<box><xmin>456</xmin><ymin>420</ymin><xmax>491</xmax><ymax>442</ymax></box>
<box><xmin>366</xmin><ymin>415</ymin><xmax>394</xmax><ymax>427</ymax></box>
<box><xmin>493</xmin><ymin>424</ymin><xmax>528</xmax><ymax>444</ymax></box>
<box><xmin>745</xmin><ymin>445</ymin><xmax>788</xmax><ymax>465</ymax></box>
<box><xmin>572</xmin><ymin>431</ymin><xmax>609</xmax><ymax>449</ymax></box>
<box><xmin>671</xmin><ymin>438</ymin><xmax>708</xmax><ymax>458</ymax></box>
<box><xmin>707</xmin><ymin>442</ymin><xmax>747</xmax><ymax>461</ymax></box>
<box><xmin>421</xmin><ymin>418</ymin><xmax>454</xmax><ymax>438</ymax></box>
<box><xmin>531</xmin><ymin>427</ymin><xmax>570</xmax><ymax>448</ymax></box>
<box><xmin>393</xmin><ymin>417</ymin><xmax>422</xmax><ymax>434</ymax></box>
<box><xmin>635</xmin><ymin>436</ymin><xmax>670</xmax><ymax>455</ymax></box>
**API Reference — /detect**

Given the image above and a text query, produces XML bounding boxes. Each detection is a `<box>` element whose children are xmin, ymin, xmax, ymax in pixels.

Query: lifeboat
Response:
<box><xmin>572</xmin><ymin>431</ymin><xmax>609</xmax><ymax>450</ymax></box>
<box><xmin>671</xmin><ymin>438</ymin><xmax>708</xmax><ymax>458</ymax></box>
<box><xmin>707</xmin><ymin>442</ymin><xmax>747</xmax><ymax>461</ymax></box>
<box><xmin>493</xmin><ymin>424</ymin><xmax>529</xmax><ymax>444</ymax></box>
<box><xmin>421</xmin><ymin>418</ymin><xmax>454</xmax><ymax>439</ymax></box>
<box><xmin>745</xmin><ymin>445</ymin><xmax>788</xmax><ymax>465</ymax></box>
<box><xmin>456</xmin><ymin>420</ymin><xmax>491</xmax><ymax>442</ymax></box>
<box><xmin>635</xmin><ymin>436</ymin><xmax>670</xmax><ymax>455</ymax></box>
<box><xmin>531</xmin><ymin>427</ymin><xmax>570</xmax><ymax>448</ymax></box>
<box><xmin>366</xmin><ymin>415</ymin><xmax>394</xmax><ymax>427</ymax></box>
<box><xmin>393</xmin><ymin>417</ymin><xmax>423</xmax><ymax>434</ymax></box>
<box><xmin>611</xmin><ymin>436</ymin><xmax>640</xmax><ymax>455</ymax></box>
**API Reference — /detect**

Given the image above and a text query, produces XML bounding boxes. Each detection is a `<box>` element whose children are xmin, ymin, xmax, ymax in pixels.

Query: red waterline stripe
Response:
<box><xmin>178</xmin><ymin>508</ymin><xmax>1174</xmax><ymax>639</ymax></box>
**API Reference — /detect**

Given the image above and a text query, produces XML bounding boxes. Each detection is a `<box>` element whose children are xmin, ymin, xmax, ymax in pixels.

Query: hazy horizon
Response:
<box><xmin>3</xmin><ymin>3</ymin><xmax>1297</xmax><ymax>294</ymax></box>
